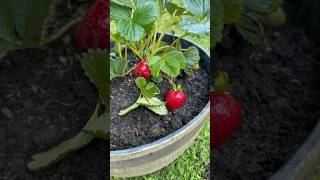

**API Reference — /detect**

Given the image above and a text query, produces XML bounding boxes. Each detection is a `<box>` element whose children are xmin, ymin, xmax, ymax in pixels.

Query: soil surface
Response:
<box><xmin>0</xmin><ymin>1</ymin><xmax>107</xmax><ymax>179</ymax></box>
<box><xmin>110</xmin><ymin>61</ymin><xmax>209</xmax><ymax>150</ymax></box>
<box><xmin>211</xmin><ymin>27</ymin><xmax>320</xmax><ymax>179</ymax></box>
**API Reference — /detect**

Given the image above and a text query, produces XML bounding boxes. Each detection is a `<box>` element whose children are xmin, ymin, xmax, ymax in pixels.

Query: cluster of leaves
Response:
<box><xmin>0</xmin><ymin>0</ymin><xmax>54</xmax><ymax>56</ymax></box>
<box><xmin>119</xmin><ymin>77</ymin><xmax>168</xmax><ymax>116</ymax></box>
<box><xmin>212</xmin><ymin>0</ymin><xmax>283</xmax><ymax>48</ymax></box>
<box><xmin>110</xmin><ymin>0</ymin><xmax>207</xmax><ymax>115</ymax></box>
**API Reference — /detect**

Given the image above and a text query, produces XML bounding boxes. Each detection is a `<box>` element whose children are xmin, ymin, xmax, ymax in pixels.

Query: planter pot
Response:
<box><xmin>110</xmin><ymin>35</ymin><xmax>210</xmax><ymax>177</ymax></box>
<box><xmin>270</xmin><ymin>121</ymin><xmax>320</xmax><ymax>180</ymax></box>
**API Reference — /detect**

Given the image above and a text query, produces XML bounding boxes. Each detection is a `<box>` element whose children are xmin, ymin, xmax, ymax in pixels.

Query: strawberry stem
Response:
<box><xmin>161</xmin><ymin>73</ymin><xmax>175</xmax><ymax>87</ymax></box>
<box><xmin>176</xmin><ymin>84</ymin><xmax>182</xmax><ymax>91</ymax></box>
<box><xmin>41</xmin><ymin>17</ymin><xmax>83</xmax><ymax>46</ymax></box>
<box><xmin>117</xmin><ymin>42</ymin><xmax>123</xmax><ymax>58</ymax></box>
<box><xmin>214</xmin><ymin>71</ymin><xmax>232</xmax><ymax>92</ymax></box>
<box><xmin>124</xmin><ymin>42</ymin><xmax>128</xmax><ymax>60</ymax></box>
<box><xmin>125</xmin><ymin>65</ymin><xmax>136</xmax><ymax>76</ymax></box>
<box><xmin>128</xmin><ymin>45</ymin><xmax>143</xmax><ymax>59</ymax></box>
<box><xmin>163</xmin><ymin>33</ymin><xmax>187</xmax><ymax>55</ymax></box>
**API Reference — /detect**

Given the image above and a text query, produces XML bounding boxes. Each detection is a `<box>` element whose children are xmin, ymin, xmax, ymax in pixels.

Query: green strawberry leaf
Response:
<box><xmin>236</xmin><ymin>16</ymin><xmax>262</xmax><ymax>44</ymax></box>
<box><xmin>146</xmin><ymin>105</ymin><xmax>168</xmax><ymax>115</ymax></box>
<box><xmin>111</xmin><ymin>0</ymin><xmax>134</xmax><ymax>8</ymax></box>
<box><xmin>110</xmin><ymin>56</ymin><xmax>127</xmax><ymax>80</ymax></box>
<box><xmin>83</xmin><ymin>113</ymin><xmax>107</xmax><ymax>140</ymax></box>
<box><xmin>135</xmin><ymin>77</ymin><xmax>147</xmax><ymax>90</ymax></box>
<box><xmin>160</xmin><ymin>50</ymin><xmax>186</xmax><ymax>78</ymax></box>
<box><xmin>179</xmin><ymin>15</ymin><xmax>210</xmax><ymax>36</ymax></box>
<box><xmin>110</xmin><ymin>2</ymin><xmax>131</xmax><ymax>21</ymax></box>
<box><xmin>166</xmin><ymin>0</ymin><xmax>185</xmax><ymax>16</ymax></box>
<box><xmin>0</xmin><ymin>0</ymin><xmax>15</xmax><ymax>42</ymax></box>
<box><xmin>133</xmin><ymin>1</ymin><xmax>160</xmax><ymax>26</ymax></box>
<box><xmin>137</xmin><ymin>97</ymin><xmax>165</xmax><ymax>107</ymax></box>
<box><xmin>212</xmin><ymin>0</ymin><xmax>224</xmax><ymax>48</ymax></box>
<box><xmin>113</xmin><ymin>0</ymin><xmax>160</xmax><ymax>42</ymax></box>
<box><xmin>244</xmin><ymin>0</ymin><xmax>282</xmax><ymax>14</ymax></box>
<box><xmin>133</xmin><ymin>0</ymin><xmax>151</xmax><ymax>8</ymax></box>
<box><xmin>80</xmin><ymin>49</ymin><xmax>108</xmax><ymax>105</ymax></box>
<box><xmin>183</xmin><ymin>46</ymin><xmax>200</xmax><ymax>76</ymax></box>
<box><xmin>223</xmin><ymin>0</ymin><xmax>244</xmax><ymax>24</ymax></box>
<box><xmin>149</xmin><ymin>56</ymin><xmax>164</xmax><ymax>77</ymax></box>
<box><xmin>119</xmin><ymin>96</ymin><xmax>168</xmax><ymax>116</ymax></box>
<box><xmin>135</xmin><ymin>77</ymin><xmax>160</xmax><ymax>98</ymax></box>
<box><xmin>182</xmin><ymin>0</ymin><xmax>210</xmax><ymax>19</ymax></box>
<box><xmin>117</xmin><ymin>19</ymin><xmax>145</xmax><ymax>42</ymax></box>
<box><xmin>139</xmin><ymin>79</ymin><xmax>160</xmax><ymax>98</ymax></box>
<box><xmin>151</xmin><ymin>76</ymin><xmax>163</xmax><ymax>83</ymax></box>
<box><xmin>184</xmin><ymin>67</ymin><xmax>193</xmax><ymax>76</ymax></box>
<box><xmin>184</xmin><ymin>46</ymin><xmax>200</xmax><ymax>66</ymax></box>
<box><xmin>14</xmin><ymin>0</ymin><xmax>53</xmax><ymax>47</ymax></box>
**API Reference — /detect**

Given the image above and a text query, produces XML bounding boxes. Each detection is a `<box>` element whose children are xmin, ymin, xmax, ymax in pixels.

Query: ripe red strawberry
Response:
<box><xmin>211</xmin><ymin>92</ymin><xmax>242</xmax><ymax>149</ymax></box>
<box><xmin>211</xmin><ymin>72</ymin><xmax>242</xmax><ymax>149</ymax></box>
<box><xmin>165</xmin><ymin>85</ymin><xmax>187</xmax><ymax>111</ymax></box>
<box><xmin>74</xmin><ymin>0</ymin><xmax>109</xmax><ymax>49</ymax></box>
<box><xmin>133</xmin><ymin>60</ymin><xmax>151</xmax><ymax>79</ymax></box>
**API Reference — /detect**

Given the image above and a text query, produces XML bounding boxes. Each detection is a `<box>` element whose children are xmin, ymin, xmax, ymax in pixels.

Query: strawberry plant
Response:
<box><xmin>110</xmin><ymin>0</ymin><xmax>209</xmax><ymax>114</ymax></box>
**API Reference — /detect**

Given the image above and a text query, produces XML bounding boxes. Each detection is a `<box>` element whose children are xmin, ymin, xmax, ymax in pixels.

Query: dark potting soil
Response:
<box><xmin>211</xmin><ymin>27</ymin><xmax>320</xmax><ymax>179</ymax></box>
<box><xmin>110</xmin><ymin>66</ymin><xmax>210</xmax><ymax>150</ymax></box>
<box><xmin>0</xmin><ymin>1</ymin><xmax>107</xmax><ymax>179</ymax></box>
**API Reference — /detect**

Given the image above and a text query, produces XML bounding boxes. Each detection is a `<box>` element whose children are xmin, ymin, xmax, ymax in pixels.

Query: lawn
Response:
<box><xmin>111</xmin><ymin>119</ymin><xmax>210</xmax><ymax>180</ymax></box>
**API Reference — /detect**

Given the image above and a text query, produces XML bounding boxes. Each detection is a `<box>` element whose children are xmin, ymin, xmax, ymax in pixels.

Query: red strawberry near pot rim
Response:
<box><xmin>133</xmin><ymin>60</ymin><xmax>151</xmax><ymax>79</ymax></box>
<box><xmin>211</xmin><ymin>71</ymin><xmax>242</xmax><ymax>149</ymax></box>
<box><xmin>165</xmin><ymin>84</ymin><xmax>187</xmax><ymax>111</ymax></box>
<box><xmin>74</xmin><ymin>0</ymin><xmax>110</xmax><ymax>49</ymax></box>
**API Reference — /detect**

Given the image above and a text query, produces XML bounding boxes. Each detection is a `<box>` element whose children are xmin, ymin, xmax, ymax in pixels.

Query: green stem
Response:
<box><xmin>119</xmin><ymin>95</ymin><xmax>141</xmax><ymax>116</ymax></box>
<box><xmin>124</xmin><ymin>43</ymin><xmax>128</xmax><ymax>60</ymax></box>
<box><xmin>117</xmin><ymin>42</ymin><xmax>123</xmax><ymax>59</ymax></box>
<box><xmin>154</xmin><ymin>45</ymin><xmax>171</xmax><ymax>54</ymax></box>
<box><xmin>163</xmin><ymin>33</ymin><xmax>187</xmax><ymax>55</ymax></box>
<box><xmin>128</xmin><ymin>45</ymin><xmax>143</xmax><ymax>59</ymax></box>
<box><xmin>125</xmin><ymin>65</ymin><xmax>136</xmax><ymax>76</ymax></box>
<box><xmin>151</xmin><ymin>20</ymin><xmax>159</xmax><ymax>57</ymax></box>
<box><xmin>154</xmin><ymin>10</ymin><xmax>177</xmax><ymax>55</ymax></box>
<box><xmin>41</xmin><ymin>17</ymin><xmax>83</xmax><ymax>46</ymax></box>
<box><xmin>161</xmin><ymin>73</ymin><xmax>175</xmax><ymax>87</ymax></box>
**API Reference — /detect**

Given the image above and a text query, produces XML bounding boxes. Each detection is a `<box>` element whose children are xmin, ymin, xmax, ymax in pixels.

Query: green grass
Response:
<box><xmin>111</xmin><ymin>120</ymin><xmax>210</xmax><ymax>180</ymax></box>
